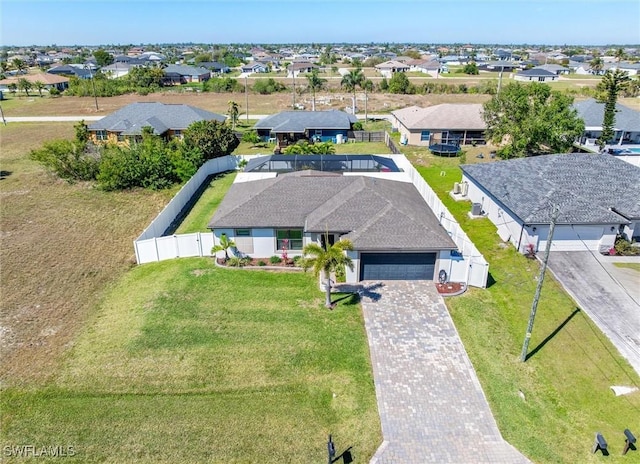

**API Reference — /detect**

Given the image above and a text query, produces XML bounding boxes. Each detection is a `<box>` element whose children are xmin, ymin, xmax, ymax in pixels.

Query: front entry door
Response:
<box><xmin>320</xmin><ymin>234</ymin><xmax>336</xmax><ymax>250</ymax></box>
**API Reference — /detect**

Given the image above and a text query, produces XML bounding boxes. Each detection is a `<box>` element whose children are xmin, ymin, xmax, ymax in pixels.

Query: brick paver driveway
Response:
<box><xmin>359</xmin><ymin>281</ymin><xmax>530</xmax><ymax>464</ymax></box>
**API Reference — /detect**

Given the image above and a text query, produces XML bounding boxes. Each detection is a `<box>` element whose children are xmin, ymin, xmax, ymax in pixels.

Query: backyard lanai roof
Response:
<box><xmin>244</xmin><ymin>155</ymin><xmax>401</xmax><ymax>173</ymax></box>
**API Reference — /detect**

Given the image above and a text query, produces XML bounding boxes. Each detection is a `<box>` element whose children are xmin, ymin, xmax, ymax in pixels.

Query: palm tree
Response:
<box><xmin>227</xmin><ymin>100</ymin><xmax>239</xmax><ymax>130</ymax></box>
<box><xmin>306</xmin><ymin>69</ymin><xmax>326</xmax><ymax>111</ymax></box>
<box><xmin>33</xmin><ymin>80</ymin><xmax>46</xmax><ymax>97</ymax></box>
<box><xmin>614</xmin><ymin>48</ymin><xmax>626</xmax><ymax>63</ymax></box>
<box><xmin>212</xmin><ymin>234</ymin><xmax>236</xmax><ymax>262</ymax></box>
<box><xmin>589</xmin><ymin>56</ymin><xmax>604</xmax><ymax>75</ymax></box>
<box><xmin>598</xmin><ymin>69</ymin><xmax>631</xmax><ymax>149</ymax></box>
<box><xmin>12</xmin><ymin>58</ymin><xmax>27</xmax><ymax>75</ymax></box>
<box><xmin>360</xmin><ymin>78</ymin><xmax>373</xmax><ymax>122</ymax></box>
<box><xmin>17</xmin><ymin>78</ymin><xmax>32</xmax><ymax>97</ymax></box>
<box><xmin>302</xmin><ymin>238</ymin><xmax>354</xmax><ymax>308</ymax></box>
<box><xmin>341</xmin><ymin>68</ymin><xmax>364</xmax><ymax>115</ymax></box>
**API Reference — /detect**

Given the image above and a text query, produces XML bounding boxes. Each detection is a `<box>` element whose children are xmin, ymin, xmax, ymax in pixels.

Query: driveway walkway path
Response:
<box><xmin>548</xmin><ymin>251</ymin><xmax>640</xmax><ymax>376</ymax></box>
<box><xmin>358</xmin><ymin>281</ymin><xmax>529</xmax><ymax>463</ymax></box>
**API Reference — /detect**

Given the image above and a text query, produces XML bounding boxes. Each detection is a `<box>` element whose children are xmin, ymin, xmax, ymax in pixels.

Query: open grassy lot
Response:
<box><xmin>0</xmin><ymin>123</ymin><xmax>174</xmax><ymax>385</ymax></box>
<box><xmin>411</xmin><ymin>157</ymin><xmax>640</xmax><ymax>464</ymax></box>
<box><xmin>1</xmin><ymin>259</ymin><xmax>381</xmax><ymax>463</ymax></box>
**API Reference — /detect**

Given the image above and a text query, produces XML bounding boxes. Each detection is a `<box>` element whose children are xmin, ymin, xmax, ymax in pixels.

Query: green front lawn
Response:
<box><xmin>417</xmin><ymin>163</ymin><xmax>640</xmax><ymax>464</ymax></box>
<box><xmin>1</xmin><ymin>259</ymin><xmax>380</xmax><ymax>463</ymax></box>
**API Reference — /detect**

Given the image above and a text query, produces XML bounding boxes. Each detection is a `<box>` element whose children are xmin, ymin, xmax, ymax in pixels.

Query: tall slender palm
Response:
<box><xmin>598</xmin><ymin>69</ymin><xmax>631</xmax><ymax>149</ymax></box>
<box><xmin>227</xmin><ymin>100</ymin><xmax>239</xmax><ymax>130</ymax></box>
<box><xmin>341</xmin><ymin>68</ymin><xmax>364</xmax><ymax>115</ymax></box>
<box><xmin>360</xmin><ymin>78</ymin><xmax>373</xmax><ymax>121</ymax></box>
<box><xmin>306</xmin><ymin>69</ymin><xmax>326</xmax><ymax>111</ymax></box>
<box><xmin>302</xmin><ymin>238</ymin><xmax>354</xmax><ymax>308</ymax></box>
<box><xmin>614</xmin><ymin>48</ymin><xmax>626</xmax><ymax>63</ymax></box>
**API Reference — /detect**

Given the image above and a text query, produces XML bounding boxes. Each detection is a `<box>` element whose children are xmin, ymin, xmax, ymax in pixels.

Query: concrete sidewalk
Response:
<box><xmin>359</xmin><ymin>281</ymin><xmax>530</xmax><ymax>463</ymax></box>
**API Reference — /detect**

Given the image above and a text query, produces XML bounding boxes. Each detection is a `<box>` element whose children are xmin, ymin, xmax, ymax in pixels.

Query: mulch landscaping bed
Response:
<box><xmin>435</xmin><ymin>282</ymin><xmax>466</xmax><ymax>297</ymax></box>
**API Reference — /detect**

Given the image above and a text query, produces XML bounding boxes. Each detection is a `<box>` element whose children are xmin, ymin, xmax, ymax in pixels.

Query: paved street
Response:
<box><xmin>358</xmin><ymin>281</ymin><xmax>530</xmax><ymax>464</ymax></box>
<box><xmin>548</xmin><ymin>251</ymin><xmax>640</xmax><ymax>376</ymax></box>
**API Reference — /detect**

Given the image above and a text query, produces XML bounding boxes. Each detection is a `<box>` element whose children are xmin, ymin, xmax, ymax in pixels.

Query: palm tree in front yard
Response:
<box><xmin>212</xmin><ymin>234</ymin><xmax>236</xmax><ymax>262</ymax></box>
<box><xmin>302</xmin><ymin>238</ymin><xmax>354</xmax><ymax>309</ymax></box>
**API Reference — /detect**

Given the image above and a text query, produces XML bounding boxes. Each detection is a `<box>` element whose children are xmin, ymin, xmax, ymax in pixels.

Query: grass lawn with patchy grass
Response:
<box><xmin>0</xmin><ymin>122</ymin><xmax>174</xmax><ymax>385</ymax></box>
<box><xmin>1</xmin><ymin>259</ymin><xmax>381</xmax><ymax>463</ymax></box>
<box><xmin>414</xmin><ymin>160</ymin><xmax>640</xmax><ymax>464</ymax></box>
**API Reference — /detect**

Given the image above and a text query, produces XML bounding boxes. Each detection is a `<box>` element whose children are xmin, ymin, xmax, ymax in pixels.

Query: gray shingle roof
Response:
<box><xmin>88</xmin><ymin>102</ymin><xmax>226</xmax><ymax>135</ymax></box>
<box><xmin>208</xmin><ymin>174</ymin><xmax>456</xmax><ymax>251</ymax></box>
<box><xmin>517</xmin><ymin>68</ymin><xmax>557</xmax><ymax>77</ymax></box>
<box><xmin>461</xmin><ymin>153</ymin><xmax>640</xmax><ymax>224</ymax></box>
<box><xmin>163</xmin><ymin>64</ymin><xmax>210</xmax><ymax>76</ymax></box>
<box><xmin>254</xmin><ymin>110</ymin><xmax>358</xmax><ymax>134</ymax></box>
<box><xmin>573</xmin><ymin>98</ymin><xmax>640</xmax><ymax>131</ymax></box>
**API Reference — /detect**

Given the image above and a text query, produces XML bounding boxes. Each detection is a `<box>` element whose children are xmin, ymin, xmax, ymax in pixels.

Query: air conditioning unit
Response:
<box><xmin>453</xmin><ymin>182</ymin><xmax>461</xmax><ymax>194</ymax></box>
<box><xmin>471</xmin><ymin>203</ymin><xmax>482</xmax><ymax>216</ymax></box>
<box><xmin>461</xmin><ymin>182</ymin><xmax>469</xmax><ymax>196</ymax></box>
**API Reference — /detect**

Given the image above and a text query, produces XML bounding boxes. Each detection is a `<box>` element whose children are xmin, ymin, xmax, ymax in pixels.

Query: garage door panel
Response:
<box><xmin>360</xmin><ymin>253</ymin><xmax>436</xmax><ymax>280</ymax></box>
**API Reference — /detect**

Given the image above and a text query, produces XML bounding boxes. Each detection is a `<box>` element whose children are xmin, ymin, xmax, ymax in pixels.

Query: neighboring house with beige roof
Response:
<box><xmin>391</xmin><ymin>104</ymin><xmax>487</xmax><ymax>146</ymax></box>
<box><xmin>0</xmin><ymin>73</ymin><xmax>69</xmax><ymax>91</ymax></box>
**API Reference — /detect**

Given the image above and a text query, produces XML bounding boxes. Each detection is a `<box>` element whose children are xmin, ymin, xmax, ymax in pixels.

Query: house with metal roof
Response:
<box><xmin>513</xmin><ymin>68</ymin><xmax>559</xmax><ymax>82</ymax></box>
<box><xmin>254</xmin><ymin>110</ymin><xmax>358</xmax><ymax>149</ymax></box>
<box><xmin>574</xmin><ymin>98</ymin><xmax>640</xmax><ymax>150</ymax></box>
<box><xmin>459</xmin><ymin>153</ymin><xmax>640</xmax><ymax>254</ymax></box>
<box><xmin>208</xmin><ymin>169</ymin><xmax>457</xmax><ymax>282</ymax></box>
<box><xmin>391</xmin><ymin>104</ymin><xmax>486</xmax><ymax>147</ymax></box>
<box><xmin>88</xmin><ymin>102</ymin><xmax>226</xmax><ymax>144</ymax></box>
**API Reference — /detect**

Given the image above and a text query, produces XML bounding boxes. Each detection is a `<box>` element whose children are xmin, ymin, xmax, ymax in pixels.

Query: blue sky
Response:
<box><xmin>2</xmin><ymin>0</ymin><xmax>639</xmax><ymax>46</ymax></box>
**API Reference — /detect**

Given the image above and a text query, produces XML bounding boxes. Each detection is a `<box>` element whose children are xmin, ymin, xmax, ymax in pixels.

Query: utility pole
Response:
<box><xmin>244</xmin><ymin>75</ymin><xmax>249</xmax><ymax>122</ymax></box>
<box><xmin>520</xmin><ymin>204</ymin><xmax>560</xmax><ymax>362</ymax></box>
<box><xmin>86</xmin><ymin>65</ymin><xmax>99</xmax><ymax>111</ymax></box>
<box><xmin>292</xmin><ymin>66</ymin><xmax>296</xmax><ymax>109</ymax></box>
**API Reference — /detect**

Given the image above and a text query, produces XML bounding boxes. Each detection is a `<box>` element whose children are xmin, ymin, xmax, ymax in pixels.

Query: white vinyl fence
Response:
<box><xmin>134</xmin><ymin>156</ymin><xmax>240</xmax><ymax>264</ymax></box>
<box><xmin>390</xmin><ymin>155</ymin><xmax>490</xmax><ymax>288</ymax></box>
